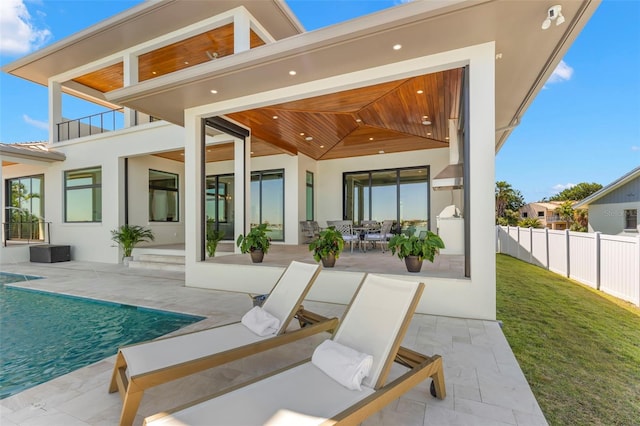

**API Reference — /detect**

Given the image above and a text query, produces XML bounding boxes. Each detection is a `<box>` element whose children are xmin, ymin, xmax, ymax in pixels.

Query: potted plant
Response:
<box><xmin>206</xmin><ymin>218</ymin><xmax>225</xmax><ymax>257</ymax></box>
<box><xmin>236</xmin><ymin>223</ymin><xmax>271</xmax><ymax>263</ymax></box>
<box><xmin>308</xmin><ymin>226</ymin><xmax>345</xmax><ymax>267</ymax></box>
<box><xmin>110</xmin><ymin>224</ymin><xmax>155</xmax><ymax>264</ymax></box>
<box><xmin>387</xmin><ymin>231</ymin><xmax>444</xmax><ymax>272</ymax></box>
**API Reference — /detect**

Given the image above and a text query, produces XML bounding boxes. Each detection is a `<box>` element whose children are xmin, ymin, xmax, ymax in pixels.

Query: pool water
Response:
<box><xmin>0</xmin><ymin>276</ymin><xmax>203</xmax><ymax>399</ymax></box>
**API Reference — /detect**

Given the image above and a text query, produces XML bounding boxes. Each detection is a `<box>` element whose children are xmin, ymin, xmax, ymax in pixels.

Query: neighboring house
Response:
<box><xmin>0</xmin><ymin>0</ymin><xmax>599</xmax><ymax>320</ymax></box>
<box><xmin>574</xmin><ymin>166</ymin><xmax>640</xmax><ymax>235</ymax></box>
<box><xmin>519</xmin><ymin>201</ymin><xmax>574</xmax><ymax>230</ymax></box>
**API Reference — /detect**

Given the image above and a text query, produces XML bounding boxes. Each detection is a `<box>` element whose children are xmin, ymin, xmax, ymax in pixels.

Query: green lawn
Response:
<box><xmin>496</xmin><ymin>254</ymin><xmax>640</xmax><ymax>426</ymax></box>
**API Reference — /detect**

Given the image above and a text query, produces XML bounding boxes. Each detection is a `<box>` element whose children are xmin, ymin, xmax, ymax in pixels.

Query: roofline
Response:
<box><xmin>0</xmin><ymin>143</ymin><xmax>66</xmax><ymax>162</ymax></box>
<box><xmin>574</xmin><ymin>166</ymin><xmax>640</xmax><ymax>208</ymax></box>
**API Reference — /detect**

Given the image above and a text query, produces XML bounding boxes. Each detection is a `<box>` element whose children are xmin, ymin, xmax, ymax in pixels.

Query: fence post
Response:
<box><xmin>529</xmin><ymin>227</ymin><xmax>533</xmax><ymax>264</ymax></box>
<box><xmin>517</xmin><ymin>226</ymin><xmax>521</xmax><ymax>260</ymax></box>
<box><xmin>565</xmin><ymin>229</ymin><xmax>571</xmax><ymax>278</ymax></box>
<box><xmin>636</xmin><ymin>236</ymin><xmax>640</xmax><ymax>307</ymax></box>
<box><xmin>545</xmin><ymin>228</ymin><xmax>550</xmax><ymax>270</ymax></box>
<box><xmin>595</xmin><ymin>232</ymin><xmax>601</xmax><ymax>290</ymax></box>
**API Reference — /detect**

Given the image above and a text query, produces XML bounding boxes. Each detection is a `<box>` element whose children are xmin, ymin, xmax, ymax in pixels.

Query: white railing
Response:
<box><xmin>496</xmin><ymin>226</ymin><xmax>640</xmax><ymax>307</ymax></box>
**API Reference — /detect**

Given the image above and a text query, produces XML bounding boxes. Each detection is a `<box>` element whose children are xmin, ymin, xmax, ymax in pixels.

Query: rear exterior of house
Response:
<box><xmin>1</xmin><ymin>0</ymin><xmax>600</xmax><ymax>320</ymax></box>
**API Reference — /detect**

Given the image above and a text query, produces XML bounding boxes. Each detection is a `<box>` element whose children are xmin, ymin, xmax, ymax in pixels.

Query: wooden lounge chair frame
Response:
<box><xmin>144</xmin><ymin>274</ymin><xmax>446</xmax><ymax>426</ymax></box>
<box><xmin>109</xmin><ymin>261</ymin><xmax>337</xmax><ymax>426</ymax></box>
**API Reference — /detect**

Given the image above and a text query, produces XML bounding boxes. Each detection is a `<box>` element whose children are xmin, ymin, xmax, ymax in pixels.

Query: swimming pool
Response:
<box><xmin>0</xmin><ymin>274</ymin><xmax>204</xmax><ymax>399</ymax></box>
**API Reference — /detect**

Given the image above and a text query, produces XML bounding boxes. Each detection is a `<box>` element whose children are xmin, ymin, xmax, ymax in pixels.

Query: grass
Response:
<box><xmin>496</xmin><ymin>254</ymin><xmax>640</xmax><ymax>426</ymax></box>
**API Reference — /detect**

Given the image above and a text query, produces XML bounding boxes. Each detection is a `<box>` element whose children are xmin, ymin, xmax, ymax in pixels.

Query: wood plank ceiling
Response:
<box><xmin>68</xmin><ymin>24</ymin><xmax>463</xmax><ymax>164</ymax></box>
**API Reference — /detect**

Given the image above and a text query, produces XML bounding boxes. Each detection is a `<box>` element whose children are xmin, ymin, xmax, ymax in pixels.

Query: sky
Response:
<box><xmin>0</xmin><ymin>0</ymin><xmax>639</xmax><ymax>203</ymax></box>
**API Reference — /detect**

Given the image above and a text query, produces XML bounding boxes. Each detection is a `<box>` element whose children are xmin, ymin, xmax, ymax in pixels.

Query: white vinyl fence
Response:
<box><xmin>496</xmin><ymin>226</ymin><xmax>640</xmax><ymax>307</ymax></box>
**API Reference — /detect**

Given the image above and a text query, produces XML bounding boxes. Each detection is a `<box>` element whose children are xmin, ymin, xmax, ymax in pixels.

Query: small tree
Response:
<box><xmin>518</xmin><ymin>218</ymin><xmax>542</xmax><ymax>228</ymax></box>
<box><xmin>111</xmin><ymin>224</ymin><xmax>155</xmax><ymax>259</ymax></box>
<box><xmin>495</xmin><ymin>181</ymin><xmax>524</xmax><ymax>224</ymax></box>
<box><xmin>555</xmin><ymin>201</ymin><xmax>575</xmax><ymax>226</ymax></box>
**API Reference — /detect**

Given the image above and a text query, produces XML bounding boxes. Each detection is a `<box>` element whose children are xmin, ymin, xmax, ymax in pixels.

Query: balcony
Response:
<box><xmin>56</xmin><ymin>108</ymin><xmax>159</xmax><ymax>142</ymax></box>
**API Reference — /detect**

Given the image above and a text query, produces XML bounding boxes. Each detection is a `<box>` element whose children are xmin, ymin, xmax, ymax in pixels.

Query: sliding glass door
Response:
<box><xmin>205</xmin><ymin>174</ymin><xmax>235</xmax><ymax>240</ymax></box>
<box><xmin>344</xmin><ymin>166</ymin><xmax>429</xmax><ymax>234</ymax></box>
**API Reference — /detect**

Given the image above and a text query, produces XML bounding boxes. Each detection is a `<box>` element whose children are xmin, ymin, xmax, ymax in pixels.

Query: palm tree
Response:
<box><xmin>496</xmin><ymin>181</ymin><xmax>524</xmax><ymax>224</ymax></box>
<box><xmin>554</xmin><ymin>201</ymin><xmax>575</xmax><ymax>227</ymax></box>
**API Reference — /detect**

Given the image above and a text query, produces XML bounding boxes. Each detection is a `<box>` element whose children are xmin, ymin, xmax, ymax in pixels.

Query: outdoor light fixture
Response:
<box><xmin>542</xmin><ymin>5</ymin><xmax>565</xmax><ymax>30</ymax></box>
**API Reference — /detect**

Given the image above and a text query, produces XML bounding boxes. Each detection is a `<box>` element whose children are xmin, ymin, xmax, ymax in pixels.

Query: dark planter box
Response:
<box><xmin>30</xmin><ymin>245</ymin><xmax>71</xmax><ymax>263</ymax></box>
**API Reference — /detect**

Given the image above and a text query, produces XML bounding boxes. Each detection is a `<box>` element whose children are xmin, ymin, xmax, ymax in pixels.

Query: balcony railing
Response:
<box><xmin>545</xmin><ymin>215</ymin><xmax>566</xmax><ymax>223</ymax></box>
<box><xmin>56</xmin><ymin>108</ymin><xmax>159</xmax><ymax>142</ymax></box>
<box><xmin>2</xmin><ymin>221</ymin><xmax>51</xmax><ymax>247</ymax></box>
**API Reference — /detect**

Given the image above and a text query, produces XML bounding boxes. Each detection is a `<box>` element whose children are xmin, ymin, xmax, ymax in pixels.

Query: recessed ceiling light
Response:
<box><xmin>210</xmin><ymin>89</ymin><xmax>218</xmax><ymax>94</ymax></box>
<box><xmin>422</xmin><ymin>115</ymin><xmax>429</xmax><ymax>119</ymax></box>
<box><xmin>393</xmin><ymin>44</ymin><xmax>402</xmax><ymax>50</ymax></box>
<box><xmin>207</xmin><ymin>149</ymin><xmax>212</xmax><ymax>152</ymax></box>
<box><xmin>355</xmin><ymin>118</ymin><xmax>362</xmax><ymax>123</ymax></box>
<box><xmin>184</xmin><ymin>61</ymin><xmax>189</xmax><ymax>65</ymax></box>
<box><xmin>289</xmin><ymin>70</ymin><xmax>297</xmax><ymax>76</ymax></box>
<box><xmin>305</xmin><ymin>136</ymin><xmax>313</xmax><ymax>141</ymax></box>
<box><xmin>369</xmin><ymin>137</ymin><xmax>374</xmax><ymax>141</ymax></box>
<box><xmin>299</xmin><ymin>132</ymin><xmax>305</xmax><ymax>136</ymax></box>
<box><xmin>445</xmin><ymin>137</ymin><xmax>450</xmax><ymax>140</ymax></box>
<box><xmin>378</xmin><ymin>150</ymin><xmax>385</xmax><ymax>154</ymax></box>
<box><xmin>422</xmin><ymin>120</ymin><xmax>432</xmax><ymax>126</ymax></box>
<box><xmin>179</xmin><ymin>153</ymin><xmax>184</xmax><ymax>156</ymax></box>
<box><xmin>417</xmin><ymin>90</ymin><xmax>424</xmax><ymax>94</ymax></box>
<box><xmin>152</xmin><ymin>71</ymin><xmax>157</xmax><ymax>75</ymax></box>
<box><xmin>427</xmin><ymin>132</ymin><xmax>432</xmax><ymax>136</ymax></box>
<box><xmin>320</xmin><ymin>145</ymin><xmax>325</xmax><ymax>148</ymax></box>
<box><xmin>250</xmin><ymin>151</ymin><xmax>254</xmax><ymax>155</ymax></box>
<box><xmin>272</xmin><ymin>115</ymin><xmax>278</xmax><ymax>119</ymax></box>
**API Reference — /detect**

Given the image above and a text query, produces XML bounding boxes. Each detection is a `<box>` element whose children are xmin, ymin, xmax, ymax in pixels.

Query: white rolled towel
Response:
<box><xmin>311</xmin><ymin>339</ymin><xmax>373</xmax><ymax>391</ymax></box>
<box><xmin>241</xmin><ymin>306</ymin><xmax>281</xmax><ymax>336</ymax></box>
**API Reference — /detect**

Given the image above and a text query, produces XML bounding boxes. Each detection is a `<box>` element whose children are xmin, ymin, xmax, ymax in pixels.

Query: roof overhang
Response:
<box><xmin>575</xmin><ymin>166</ymin><xmax>640</xmax><ymax>208</ymax></box>
<box><xmin>0</xmin><ymin>143</ymin><xmax>66</xmax><ymax>166</ymax></box>
<box><xmin>3</xmin><ymin>0</ymin><xmax>600</xmax><ymax>152</ymax></box>
<box><xmin>1</xmin><ymin>0</ymin><xmax>303</xmax><ymax>87</ymax></box>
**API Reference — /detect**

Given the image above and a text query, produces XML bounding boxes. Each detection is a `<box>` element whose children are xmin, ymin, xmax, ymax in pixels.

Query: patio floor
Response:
<box><xmin>0</xmin><ymin>260</ymin><xmax>547</xmax><ymax>426</ymax></box>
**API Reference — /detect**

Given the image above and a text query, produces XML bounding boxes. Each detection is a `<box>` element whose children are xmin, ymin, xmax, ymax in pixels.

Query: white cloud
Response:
<box><xmin>631</xmin><ymin>146</ymin><xmax>640</xmax><ymax>151</ymax></box>
<box><xmin>547</xmin><ymin>60</ymin><xmax>574</xmax><ymax>84</ymax></box>
<box><xmin>23</xmin><ymin>114</ymin><xmax>48</xmax><ymax>130</ymax></box>
<box><xmin>0</xmin><ymin>0</ymin><xmax>51</xmax><ymax>56</ymax></box>
<box><xmin>552</xmin><ymin>183</ymin><xmax>576</xmax><ymax>192</ymax></box>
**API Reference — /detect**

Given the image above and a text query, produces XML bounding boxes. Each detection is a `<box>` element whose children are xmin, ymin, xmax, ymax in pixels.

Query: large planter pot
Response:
<box><xmin>250</xmin><ymin>249</ymin><xmax>264</xmax><ymax>263</ymax></box>
<box><xmin>404</xmin><ymin>255</ymin><xmax>423</xmax><ymax>273</ymax></box>
<box><xmin>321</xmin><ymin>253</ymin><xmax>336</xmax><ymax>268</ymax></box>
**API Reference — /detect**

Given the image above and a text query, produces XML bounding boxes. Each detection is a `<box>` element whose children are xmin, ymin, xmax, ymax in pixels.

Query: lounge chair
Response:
<box><xmin>144</xmin><ymin>274</ymin><xmax>446</xmax><ymax>426</ymax></box>
<box><xmin>109</xmin><ymin>260</ymin><xmax>337</xmax><ymax>426</ymax></box>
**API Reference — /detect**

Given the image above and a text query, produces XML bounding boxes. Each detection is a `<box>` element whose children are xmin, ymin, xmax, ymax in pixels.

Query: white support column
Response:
<box><xmin>233</xmin><ymin>9</ymin><xmax>251</xmax><ymax>53</ymax></box>
<box><xmin>48</xmin><ymin>80</ymin><xmax>62</xmax><ymax>143</ymax></box>
<box><xmin>184</xmin><ymin>114</ymin><xmax>204</xmax><ymax>264</ymax></box>
<box><xmin>123</xmin><ymin>54</ymin><xmax>139</xmax><ymax>127</ymax></box>
<box><xmin>234</xmin><ymin>135</ymin><xmax>251</xmax><ymax>253</ymax></box>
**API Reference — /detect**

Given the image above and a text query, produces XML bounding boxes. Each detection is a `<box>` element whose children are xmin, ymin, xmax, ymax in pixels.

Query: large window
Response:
<box><xmin>344</xmin><ymin>166</ymin><xmax>429</xmax><ymax>234</ymax></box>
<box><xmin>65</xmin><ymin>167</ymin><xmax>101</xmax><ymax>222</ymax></box>
<box><xmin>205</xmin><ymin>174</ymin><xmax>235</xmax><ymax>239</ymax></box>
<box><xmin>251</xmin><ymin>169</ymin><xmax>284</xmax><ymax>241</ymax></box>
<box><xmin>149</xmin><ymin>169</ymin><xmax>179</xmax><ymax>222</ymax></box>
<box><xmin>625</xmin><ymin>209</ymin><xmax>638</xmax><ymax>230</ymax></box>
<box><xmin>306</xmin><ymin>171</ymin><xmax>314</xmax><ymax>221</ymax></box>
<box><xmin>5</xmin><ymin>174</ymin><xmax>44</xmax><ymax>240</ymax></box>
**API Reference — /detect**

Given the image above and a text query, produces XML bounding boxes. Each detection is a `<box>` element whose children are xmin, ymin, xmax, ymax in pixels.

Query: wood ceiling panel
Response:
<box><xmin>139</xmin><ymin>24</ymin><xmax>265</xmax><ymax>82</ymax></box>
<box><xmin>151</xmin><ymin>139</ymin><xmax>285</xmax><ymax>164</ymax></box>
<box><xmin>72</xmin><ymin>62</ymin><xmax>124</xmax><ymax>93</ymax></box>
<box><xmin>271</xmin><ymin>79</ymin><xmax>408</xmax><ymax>113</ymax></box>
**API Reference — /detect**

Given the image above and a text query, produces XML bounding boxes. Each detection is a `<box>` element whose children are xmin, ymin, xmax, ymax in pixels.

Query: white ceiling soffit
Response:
<box><xmin>1</xmin><ymin>0</ymin><xmax>303</xmax><ymax>86</ymax></box>
<box><xmin>102</xmin><ymin>0</ymin><xmax>600</xmax><ymax>151</ymax></box>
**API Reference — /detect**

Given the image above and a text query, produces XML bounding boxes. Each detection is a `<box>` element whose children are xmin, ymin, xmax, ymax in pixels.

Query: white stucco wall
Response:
<box><xmin>2</xmin><ymin>122</ymin><xmax>185</xmax><ymax>263</ymax></box>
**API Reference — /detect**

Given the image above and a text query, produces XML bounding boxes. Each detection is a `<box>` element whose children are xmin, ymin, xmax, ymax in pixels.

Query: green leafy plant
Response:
<box><xmin>206</xmin><ymin>219</ymin><xmax>225</xmax><ymax>257</ymax></box>
<box><xmin>308</xmin><ymin>226</ymin><xmax>345</xmax><ymax>262</ymax></box>
<box><xmin>518</xmin><ymin>218</ymin><xmax>543</xmax><ymax>228</ymax></box>
<box><xmin>387</xmin><ymin>231</ymin><xmax>444</xmax><ymax>262</ymax></box>
<box><xmin>236</xmin><ymin>223</ymin><xmax>271</xmax><ymax>254</ymax></box>
<box><xmin>110</xmin><ymin>224</ymin><xmax>155</xmax><ymax>259</ymax></box>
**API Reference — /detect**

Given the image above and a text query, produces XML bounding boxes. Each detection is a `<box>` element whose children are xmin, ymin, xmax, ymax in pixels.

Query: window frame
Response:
<box><xmin>306</xmin><ymin>171</ymin><xmax>314</xmax><ymax>221</ymax></box>
<box><xmin>148</xmin><ymin>169</ymin><xmax>179</xmax><ymax>222</ymax></box>
<box><xmin>64</xmin><ymin>166</ymin><xmax>102</xmax><ymax>223</ymax></box>
<box><xmin>624</xmin><ymin>209</ymin><xmax>638</xmax><ymax>230</ymax></box>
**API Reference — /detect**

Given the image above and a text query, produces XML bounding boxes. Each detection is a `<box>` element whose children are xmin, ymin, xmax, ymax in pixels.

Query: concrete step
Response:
<box><xmin>135</xmin><ymin>254</ymin><xmax>185</xmax><ymax>264</ymax></box>
<box><xmin>127</xmin><ymin>260</ymin><xmax>185</xmax><ymax>272</ymax></box>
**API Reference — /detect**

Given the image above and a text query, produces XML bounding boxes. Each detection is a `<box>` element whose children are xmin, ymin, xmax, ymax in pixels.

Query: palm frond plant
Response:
<box><xmin>206</xmin><ymin>219</ymin><xmax>225</xmax><ymax>257</ymax></box>
<box><xmin>110</xmin><ymin>224</ymin><xmax>155</xmax><ymax>260</ymax></box>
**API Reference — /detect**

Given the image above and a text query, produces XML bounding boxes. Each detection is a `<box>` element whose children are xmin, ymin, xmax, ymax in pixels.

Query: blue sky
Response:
<box><xmin>1</xmin><ymin>0</ymin><xmax>638</xmax><ymax>202</ymax></box>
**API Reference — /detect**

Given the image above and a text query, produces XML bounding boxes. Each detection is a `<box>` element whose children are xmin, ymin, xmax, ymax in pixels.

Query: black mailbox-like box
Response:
<box><xmin>30</xmin><ymin>245</ymin><xmax>71</xmax><ymax>263</ymax></box>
